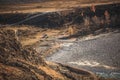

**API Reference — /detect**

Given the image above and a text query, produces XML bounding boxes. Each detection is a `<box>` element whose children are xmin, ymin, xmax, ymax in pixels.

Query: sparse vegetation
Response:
<box><xmin>0</xmin><ymin>28</ymin><xmax>98</xmax><ymax>80</ymax></box>
<box><xmin>0</xmin><ymin>1</ymin><xmax>120</xmax><ymax>80</ymax></box>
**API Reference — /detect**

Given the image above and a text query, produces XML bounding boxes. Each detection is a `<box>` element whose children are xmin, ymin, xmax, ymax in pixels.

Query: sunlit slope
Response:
<box><xmin>0</xmin><ymin>0</ymin><xmax>120</xmax><ymax>13</ymax></box>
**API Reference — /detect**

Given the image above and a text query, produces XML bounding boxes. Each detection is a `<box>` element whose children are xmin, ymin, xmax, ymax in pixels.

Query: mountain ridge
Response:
<box><xmin>0</xmin><ymin>0</ymin><xmax>44</xmax><ymax>4</ymax></box>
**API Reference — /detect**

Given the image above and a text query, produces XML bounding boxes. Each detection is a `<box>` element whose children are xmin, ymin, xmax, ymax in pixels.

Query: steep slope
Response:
<box><xmin>0</xmin><ymin>28</ymin><xmax>98</xmax><ymax>80</ymax></box>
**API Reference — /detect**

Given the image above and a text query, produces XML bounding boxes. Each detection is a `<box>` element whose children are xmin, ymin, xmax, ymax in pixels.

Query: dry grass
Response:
<box><xmin>39</xmin><ymin>66</ymin><xmax>64</xmax><ymax>79</ymax></box>
<box><xmin>1</xmin><ymin>25</ymin><xmax>118</xmax><ymax>80</ymax></box>
<box><xmin>3</xmin><ymin>26</ymin><xmax>67</xmax><ymax>46</ymax></box>
<box><xmin>20</xmin><ymin>29</ymin><xmax>62</xmax><ymax>46</ymax></box>
<box><xmin>0</xmin><ymin>0</ymin><xmax>119</xmax><ymax>13</ymax></box>
<box><xmin>0</xmin><ymin>63</ymin><xmax>23</xmax><ymax>76</ymax></box>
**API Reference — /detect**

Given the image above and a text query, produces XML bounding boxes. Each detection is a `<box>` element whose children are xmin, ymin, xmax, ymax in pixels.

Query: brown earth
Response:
<box><xmin>0</xmin><ymin>0</ymin><xmax>120</xmax><ymax>13</ymax></box>
<box><xmin>0</xmin><ymin>28</ymin><xmax>98</xmax><ymax>80</ymax></box>
<box><xmin>0</xmin><ymin>26</ymin><xmax>118</xmax><ymax>80</ymax></box>
<box><xmin>0</xmin><ymin>1</ymin><xmax>119</xmax><ymax>80</ymax></box>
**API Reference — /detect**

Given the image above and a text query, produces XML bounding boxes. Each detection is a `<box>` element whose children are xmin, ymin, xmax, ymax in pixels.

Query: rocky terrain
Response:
<box><xmin>0</xmin><ymin>1</ymin><xmax>119</xmax><ymax>80</ymax></box>
<box><xmin>1</xmin><ymin>24</ymin><xmax>119</xmax><ymax>80</ymax></box>
<box><xmin>0</xmin><ymin>28</ymin><xmax>100</xmax><ymax>80</ymax></box>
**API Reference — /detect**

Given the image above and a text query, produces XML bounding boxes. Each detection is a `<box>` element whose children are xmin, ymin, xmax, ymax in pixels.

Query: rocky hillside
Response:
<box><xmin>0</xmin><ymin>28</ymin><xmax>99</xmax><ymax>80</ymax></box>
